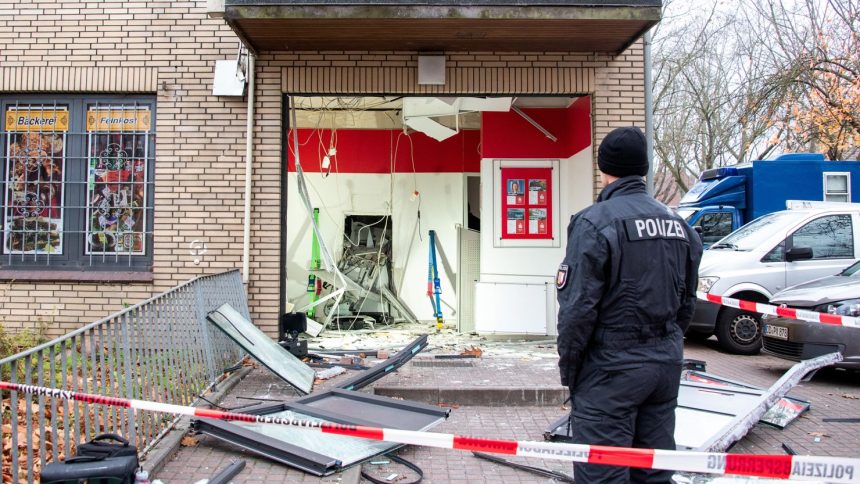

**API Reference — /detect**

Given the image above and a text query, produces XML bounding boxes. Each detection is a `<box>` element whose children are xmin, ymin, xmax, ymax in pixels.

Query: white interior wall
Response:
<box><xmin>286</xmin><ymin>171</ymin><xmax>463</xmax><ymax>322</ymax></box>
<box><xmin>477</xmin><ymin>147</ymin><xmax>594</xmax><ymax>334</ymax></box>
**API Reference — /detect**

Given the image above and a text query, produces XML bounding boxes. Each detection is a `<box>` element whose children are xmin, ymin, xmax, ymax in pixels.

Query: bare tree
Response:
<box><xmin>652</xmin><ymin>2</ymin><xmax>786</xmax><ymax>201</ymax></box>
<box><xmin>651</xmin><ymin>0</ymin><xmax>859</xmax><ymax>203</ymax></box>
<box><xmin>754</xmin><ymin>0</ymin><xmax>860</xmax><ymax>160</ymax></box>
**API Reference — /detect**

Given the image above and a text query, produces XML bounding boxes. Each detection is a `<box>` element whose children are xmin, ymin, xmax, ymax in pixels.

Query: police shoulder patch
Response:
<box><xmin>556</xmin><ymin>264</ymin><xmax>569</xmax><ymax>290</ymax></box>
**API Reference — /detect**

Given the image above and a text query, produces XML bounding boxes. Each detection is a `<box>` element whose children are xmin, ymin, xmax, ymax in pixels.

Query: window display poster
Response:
<box><xmin>500</xmin><ymin>167</ymin><xmax>552</xmax><ymax>240</ymax></box>
<box><xmin>507</xmin><ymin>179</ymin><xmax>525</xmax><ymax>205</ymax></box>
<box><xmin>85</xmin><ymin>107</ymin><xmax>151</xmax><ymax>255</ymax></box>
<box><xmin>507</xmin><ymin>208</ymin><xmax>525</xmax><ymax>235</ymax></box>
<box><xmin>529</xmin><ymin>208</ymin><xmax>547</xmax><ymax>235</ymax></box>
<box><xmin>529</xmin><ymin>179</ymin><xmax>547</xmax><ymax>205</ymax></box>
<box><xmin>3</xmin><ymin>107</ymin><xmax>69</xmax><ymax>255</ymax></box>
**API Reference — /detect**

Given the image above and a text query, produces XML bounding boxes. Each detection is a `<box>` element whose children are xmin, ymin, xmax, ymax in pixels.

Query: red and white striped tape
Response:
<box><xmin>1</xmin><ymin>381</ymin><xmax>858</xmax><ymax>483</ymax></box>
<box><xmin>697</xmin><ymin>292</ymin><xmax>860</xmax><ymax>328</ymax></box>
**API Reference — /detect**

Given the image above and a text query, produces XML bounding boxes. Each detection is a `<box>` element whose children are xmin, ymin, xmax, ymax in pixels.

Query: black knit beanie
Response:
<box><xmin>597</xmin><ymin>126</ymin><xmax>648</xmax><ymax>177</ymax></box>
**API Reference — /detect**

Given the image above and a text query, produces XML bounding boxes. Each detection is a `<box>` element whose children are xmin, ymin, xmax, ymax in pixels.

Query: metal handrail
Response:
<box><xmin>0</xmin><ymin>269</ymin><xmax>240</xmax><ymax>366</ymax></box>
<box><xmin>0</xmin><ymin>269</ymin><xmax>248</xmax><ymax>483</ymax></box>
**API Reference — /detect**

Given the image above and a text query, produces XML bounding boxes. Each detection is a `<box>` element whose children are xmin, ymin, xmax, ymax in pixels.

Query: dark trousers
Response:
<box><xmin>570</xmin><ymin>361</ymin><xmax>682</xmax><ymax>484</ymax></box>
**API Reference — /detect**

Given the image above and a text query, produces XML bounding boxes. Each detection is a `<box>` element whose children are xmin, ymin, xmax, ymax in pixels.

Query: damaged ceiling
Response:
<box><xmin>292</xmin><ymin>95</ymin><xmax>580</xmax><ymax>136</ymax></box>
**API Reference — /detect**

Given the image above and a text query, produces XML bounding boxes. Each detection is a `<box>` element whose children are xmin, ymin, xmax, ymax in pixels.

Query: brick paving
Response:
<box><xmin>684</xmin><ymin>338</ymin><xmax>860</xmax><ymax>458</ymax></box>
<box><xmin>155</xmin><ymin>336</ymin><xmax>859</xmax><ymax>483</ymax></box>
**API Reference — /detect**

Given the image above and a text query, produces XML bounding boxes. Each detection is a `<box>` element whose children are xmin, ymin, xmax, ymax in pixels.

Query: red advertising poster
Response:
<box><xmin>501</xmin><ymin>167</ymin><xmax>552</xmax><ymax>240</ymax></box>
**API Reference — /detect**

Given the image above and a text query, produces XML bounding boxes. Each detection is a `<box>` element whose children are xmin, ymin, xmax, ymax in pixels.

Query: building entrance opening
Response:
<box><xmin>285</xmin><ymin>95</ymin><xmax>591</xmax><ymax>335</ymax></box>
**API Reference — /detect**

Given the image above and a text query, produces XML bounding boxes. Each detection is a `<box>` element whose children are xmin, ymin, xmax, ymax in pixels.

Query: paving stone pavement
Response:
<box><xmin>155</xmin><ymin>335</ymin><xmax>859</xmax><ymax>483</ymax></box>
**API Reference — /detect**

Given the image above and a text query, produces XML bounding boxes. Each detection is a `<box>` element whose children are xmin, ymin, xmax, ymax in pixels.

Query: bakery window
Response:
<box><xmin>1</xmin><ymin>96</ymin><xmax>155</xmax><ymax>273</ymax></box>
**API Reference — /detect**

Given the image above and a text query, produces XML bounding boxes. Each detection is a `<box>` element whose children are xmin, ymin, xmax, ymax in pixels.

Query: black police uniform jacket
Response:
<box><xmin>556</xmin><ymin>176</ymin><xmax>702</xmax><ymax>387</ymax></box>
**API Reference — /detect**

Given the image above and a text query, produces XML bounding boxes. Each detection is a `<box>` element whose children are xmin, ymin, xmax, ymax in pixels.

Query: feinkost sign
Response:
<box><xmin>86</xmin><ymin>108</ymin><xmax>151</xmax><ymax>132</ymax></box>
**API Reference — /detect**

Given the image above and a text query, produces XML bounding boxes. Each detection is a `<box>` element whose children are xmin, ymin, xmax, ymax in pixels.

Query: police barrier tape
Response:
<box><xmin>697</xmin><ymin>292</ymin><xmax>860</xmax><ymax>329</ymax></box>
<box><xmin>0</xmin><ymin>381</ymin><xmax>858</xmax><ymax>483</ymax></box>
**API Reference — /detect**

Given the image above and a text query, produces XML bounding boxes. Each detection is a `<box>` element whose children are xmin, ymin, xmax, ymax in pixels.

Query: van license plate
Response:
<box><xmin>764</xmin><ymin>324</ymin><xmax>788</xmax><ymax>340</ymax></box>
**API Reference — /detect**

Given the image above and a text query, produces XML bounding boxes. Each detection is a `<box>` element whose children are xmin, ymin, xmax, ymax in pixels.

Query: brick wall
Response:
<box><xmin>592</xmin><ymin>44</ymin><xmax>647</xmax><ymax>195</ymax></box>
<box><xmin>0</xmin><ymin>0</ymin><xmax>645</xmax><ymax>338</ymax></box>
<box><xmin>0</xmin><ymin>1</ymin><xmax>259</xmax><ymax>336</ymax></box>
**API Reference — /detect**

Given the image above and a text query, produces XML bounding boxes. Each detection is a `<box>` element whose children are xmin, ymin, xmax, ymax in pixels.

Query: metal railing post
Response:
<box><xmin>196</xmin><ymin>277</ymin><xmax>219</xmax><ymax>384</ymax></box>
<box><xmin>122</xmin><ymin>313</ymin><xmax>137</xmax><ymax>445</ymax></box>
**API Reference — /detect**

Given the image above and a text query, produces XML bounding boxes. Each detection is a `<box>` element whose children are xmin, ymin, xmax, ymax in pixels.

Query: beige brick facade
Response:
<box><xmin>0</xmin><ymin>1</ymin><xmax>645</xmax><ymax>338</ymax></box>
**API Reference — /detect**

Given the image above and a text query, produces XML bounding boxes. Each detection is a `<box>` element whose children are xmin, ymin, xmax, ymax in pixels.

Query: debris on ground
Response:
<box><xmin>314</xmin><ymin>366</ymin><xmax>347</xmax><ymax>381</ymax></box>
<box><xmin>308</xmin><ymin>322</ymin><xmax>558</xmax><ymax>361</ymax></box>
<box><xmin>460</xmin><ymin>346</ymin><xmax>483</xmax><ymax>358</ymax></box>
<box><xmin>180</xmin><ymin>436</ymin><xmax>200</xmax><ymax>447</ymax></box>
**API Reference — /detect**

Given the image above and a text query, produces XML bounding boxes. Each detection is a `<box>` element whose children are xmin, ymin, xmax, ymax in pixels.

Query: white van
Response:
<box><xmin>688</xmin><ymin>203</ymin><xmax>860</xmax><ymax>354</ymax></box>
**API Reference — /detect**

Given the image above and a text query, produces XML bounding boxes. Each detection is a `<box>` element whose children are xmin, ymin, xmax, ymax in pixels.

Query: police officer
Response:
<box><xmin>556</xmin><ymin>126</ymin><xmax>702</xmax><ymax>483</ymax></box>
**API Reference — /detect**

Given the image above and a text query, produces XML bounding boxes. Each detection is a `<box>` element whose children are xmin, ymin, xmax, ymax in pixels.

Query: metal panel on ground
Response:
<box><xmin>545</xmin><ymin>381</ymin><xmax>789</xmax><ymax>450</ymax></box>
<box><xmin>192</xmin><ymin>416</ymin><xmax>341</xmax><ymax>475</ymax></box>
<box><xmin>207</xmin><ymin>303</ymin><xmax>316</xmax><ymax>395</ymax></box>
<box><xmin>681</xmin><ymin>371</ymin><xmax>810</xmax><ymax>429</ymax></box>
<box><xmin>191</xmin><ymin>334</ymin><xmax>445</xmax><ymax>476</ymax></box>
<box><xmin>291</xmin><ymin>388</ymin><xmax>447</xmax><ymax>430</ymax></box>
<box><xmin>336</xmin><ymin>334</ymin><xmax>428</xmax><ymax>391</ymax></box>
<box><xmin>192</xmin><ymin>390</ymin><xmax>450</xmax><ymax>476</ymax></box>
<box><xmin>544</xmin><ymin>355</ymin><xmax>834</xmax><ymax>451</ymax></box>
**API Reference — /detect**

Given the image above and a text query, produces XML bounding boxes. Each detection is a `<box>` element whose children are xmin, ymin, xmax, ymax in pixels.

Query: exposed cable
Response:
<box><xmin>361</xmin><ymin>453</ymin><xmax>424</xmax><ymax>484</ymax></box>
<box><xmin>287</xmin><ymin>97</ymin><xmax>408</xmax><ymax>325</ymax></box>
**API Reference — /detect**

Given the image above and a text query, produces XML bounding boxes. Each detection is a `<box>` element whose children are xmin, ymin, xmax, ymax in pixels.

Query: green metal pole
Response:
<box><xmin>307</xmin><ymin>208</ymin><xmax>321</xmax><ymax>318</ymax></box>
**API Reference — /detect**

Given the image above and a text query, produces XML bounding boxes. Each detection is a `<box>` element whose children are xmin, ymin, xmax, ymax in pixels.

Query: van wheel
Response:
<box><xmin>715</xmin><ymin>308</ymin><xmax>762</xmax><ymax>355</ymax></box>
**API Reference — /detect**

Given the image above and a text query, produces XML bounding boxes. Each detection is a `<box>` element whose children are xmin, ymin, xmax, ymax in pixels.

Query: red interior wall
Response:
<box><xmin>287</xmin><ymin>96</ymin><xmax>590</xmax><ymax>173</ymax></box>
<box><xmin>480</xmin><ymin>96</ymin><xmax>591</xmax><ymax>159</ymax></box>
<box><xmin>288</xmin><ymin>129</ymin><xmax>481</xmax><ymax>173</ymax></box>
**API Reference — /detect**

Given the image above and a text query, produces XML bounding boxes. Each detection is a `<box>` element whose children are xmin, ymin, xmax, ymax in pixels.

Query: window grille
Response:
<box><xmin>1</xmin><ymin>96</ymin><xmax>155</xmax><ymax>270</ymax></box>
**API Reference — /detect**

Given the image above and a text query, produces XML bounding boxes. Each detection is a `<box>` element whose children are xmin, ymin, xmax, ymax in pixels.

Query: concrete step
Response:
<box><xmin>372</xmin><ymin>385</ymin><xmax>568</xmax><ymax>407</ymax></box>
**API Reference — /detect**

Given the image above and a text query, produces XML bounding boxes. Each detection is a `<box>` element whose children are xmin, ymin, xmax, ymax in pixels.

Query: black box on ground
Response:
<box><xmin>279</xmin><ymin>312</ymin><xmax>307</xmax><ymax>340</ymax></box>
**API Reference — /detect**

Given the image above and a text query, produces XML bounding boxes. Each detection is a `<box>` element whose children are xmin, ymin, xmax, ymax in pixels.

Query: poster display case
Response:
<box><xmin>493</xmin><ymin>160</ymin><xmax>560</xmax><ymax>248</ymax></box>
